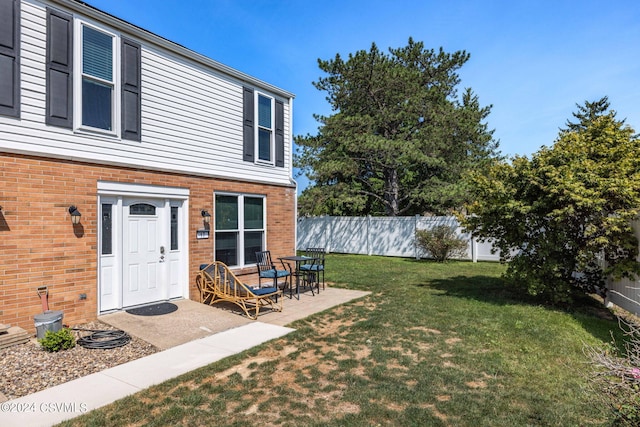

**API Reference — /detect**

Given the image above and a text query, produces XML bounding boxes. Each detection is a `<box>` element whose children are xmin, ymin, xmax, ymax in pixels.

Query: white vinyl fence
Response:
<box><xmin>298</xmin><ymin>216</ymin><xmax>640</xmax><ymax>315</ymax></box>
<box><xmin>606</xmin><ymin>218</ymin><xmax>640</xmax><ymax>316</ymax></box>
<box><xmin>297</xmin><ymin>215</ymin><xmax>501</xmax><ymax>262</ymax></box>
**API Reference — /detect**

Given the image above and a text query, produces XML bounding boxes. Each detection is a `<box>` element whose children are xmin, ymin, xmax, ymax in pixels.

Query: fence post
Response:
<box><xmin>415</xmin><ymin>214</ymin><xmax>420</xmax><ymax>260</ymax></box>
<box><xmin>324</xmin><ymin>215</ymin><xmax>331</xmax><ymax>253</ymax></box>
<box><xmin>471</xmin><ymin>234</ymin><xmax>478</xmax><ymax>262</ymax></box>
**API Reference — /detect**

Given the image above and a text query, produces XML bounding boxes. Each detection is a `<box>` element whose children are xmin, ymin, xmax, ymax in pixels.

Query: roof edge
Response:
<box><xmin>48</xmin><ymin>0</ymin><xmax>295</xmax><ymax>100</ymax></box>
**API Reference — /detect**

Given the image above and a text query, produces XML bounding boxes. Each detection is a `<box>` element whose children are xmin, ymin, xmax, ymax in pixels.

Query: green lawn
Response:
<box><xmin>61</xmin><ymin>254</ymin><xmax>619</xmax><ymax>426</ymax></box>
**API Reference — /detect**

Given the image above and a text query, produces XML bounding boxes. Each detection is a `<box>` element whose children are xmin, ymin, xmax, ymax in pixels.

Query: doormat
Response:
<box><xmin>126</xmin><ymin>302</ymin><xmax>178</xmax><ymax>316</ymax></box>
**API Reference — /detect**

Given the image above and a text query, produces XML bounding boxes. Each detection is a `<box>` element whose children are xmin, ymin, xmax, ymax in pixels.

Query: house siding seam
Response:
<box><xmin>0</xmin><ymin>153</ymin><xmax>296</xmax><ymax>332</ymax></box>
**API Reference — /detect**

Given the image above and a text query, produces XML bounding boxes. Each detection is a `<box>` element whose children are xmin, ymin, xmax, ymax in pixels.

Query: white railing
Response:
<box><xmin>296</xmin><ymin>215</ymin><xmax>501</xmax><ymax>262</ymax></box>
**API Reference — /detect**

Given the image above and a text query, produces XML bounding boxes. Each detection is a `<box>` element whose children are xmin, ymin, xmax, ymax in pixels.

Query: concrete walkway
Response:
<box><xmin>0</xmin><ymin>287</ymin><xmax>369</xmax><ymax>427</ymax></box>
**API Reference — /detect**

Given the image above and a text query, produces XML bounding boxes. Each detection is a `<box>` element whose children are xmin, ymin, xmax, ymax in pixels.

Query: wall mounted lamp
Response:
<box><xmin>68</xmin><ymin>205</ymin><xmax>81</xmax><ymax>225</ymax></box>
<box><xmin>201</xmin><ymin>210</ymin><xmax>211</xmax><ymax>224</ymax></box>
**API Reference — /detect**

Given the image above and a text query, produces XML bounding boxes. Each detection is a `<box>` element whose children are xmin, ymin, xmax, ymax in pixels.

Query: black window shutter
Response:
<box><xmin>242</xmin><ymin>86</ymin><xmax>254</xmax><ymax>162</ymax></box>
<box><xmin>46</xmin><ymin>8</ymin><xmax>73</xmax><ymax>128</ymax></box>
<box><xmin>275</xmin><ymin>99</ymin><xmax>285</xmax><ymax>167</ymax></box>
<box><xmin>121</xmin><ymin>37</ymin><xmax>141</xmax><ymax>141</ymax></box>
<box><xmin>0</xmin><ymin>0</ymin><xmax>20</xmax><ymax>118</ymax></box>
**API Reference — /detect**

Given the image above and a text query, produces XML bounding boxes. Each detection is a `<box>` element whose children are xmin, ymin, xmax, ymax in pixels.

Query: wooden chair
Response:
<box><xmin>196</xmin><ymin>263</ymin><xmax>217</xmax><ymax>303</ymax></box>
<box><xmin>256</xmin><ymin>250</ymin><xmax>292</xmax><ymax>296</ymax></box>
<box><xmin>299</xmin><ymin>247</ymin><xmax>326</xmax><ymax>291</ymax></box>
<box><xmin>197</xmin><ymin>261</ymin><xmax>283</xmax><ymax>320</ymax></box>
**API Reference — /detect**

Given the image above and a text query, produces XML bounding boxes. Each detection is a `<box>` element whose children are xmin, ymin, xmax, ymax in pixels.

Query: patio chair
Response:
<box><xmin>197</xmin><ymin>261</ymin><xmax>283</xmax><ymax>320</ymax></box>
<box><xmin>196</xmin><ymin>263</ymin><xmax>217</xmax><ymax>303</ymax></box>
<box><xmin>256</xmin><ymin>250</ymin><xmax>292</xmax><ymax>296</ymax></box>
<box><xmin>299</xmin><ymin>247</ymin><xmax>326</xmax><ymax>291</ymax></box>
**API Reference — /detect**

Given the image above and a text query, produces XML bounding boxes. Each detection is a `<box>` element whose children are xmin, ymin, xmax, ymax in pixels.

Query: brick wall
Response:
<box><xmin>0</xmin><ymin>153</ymin><xmax>296</xmax><ymax>333</ymax></box>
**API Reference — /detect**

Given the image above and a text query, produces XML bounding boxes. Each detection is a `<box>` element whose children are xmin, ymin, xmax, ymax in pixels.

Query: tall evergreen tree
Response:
<box><xmin>563</xmin><ymin>96</ymin><xmax>613</xmax><ymax>132</ymax></box>
<box><xmin>295</xmin><ymin>38</ymin><xmax>500</xmax><ymax>216</ymax></box>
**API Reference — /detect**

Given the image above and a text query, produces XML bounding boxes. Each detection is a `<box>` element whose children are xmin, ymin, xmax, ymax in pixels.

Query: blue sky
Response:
<box><xmin>85</xmin><ymin>0</ymin><xmax>640</xmax><ymax>190</ymax></box>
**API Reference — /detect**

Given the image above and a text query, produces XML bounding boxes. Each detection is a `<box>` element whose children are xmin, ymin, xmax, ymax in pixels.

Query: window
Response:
<box><xmin>215</xmin><ymin>194</ymin><xmax>265</xmax><ymax>267</ymax></box>
<box><xmin>46</xmin><ymin>11</ymin><xmax>141</xmax><ymax>140</ymax></box>
<box><xmin>80</xmin><ymin>24</ymin><xmax>116</xmax><ymax>132</ymax></box>
<box><xmin>257</xmin><ymin>94</ymin><xmax>273</xmax><ymax>163</ymax></box>
<box><xmin>242</xmin><ymin>87</ymin><xmax>285</xmax><ymax>167</ymax></box>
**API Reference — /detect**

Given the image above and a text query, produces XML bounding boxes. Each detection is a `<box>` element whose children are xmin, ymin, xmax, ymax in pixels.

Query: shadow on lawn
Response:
<box><xmin>419</xmin><ymin>274</ymin><xmax>531</xmax><ymax>306</ymax></box>
<box><xmin>423</xmin><ymin>273</ymin><xmax>619</xmax><ymax>343</ymax></box>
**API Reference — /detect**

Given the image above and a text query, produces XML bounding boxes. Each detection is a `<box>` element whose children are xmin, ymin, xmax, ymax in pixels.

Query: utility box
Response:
<box><xmin>34</xmin><ymin>310</ymin><xmax>64</xmax><ymax>339</ymax></box>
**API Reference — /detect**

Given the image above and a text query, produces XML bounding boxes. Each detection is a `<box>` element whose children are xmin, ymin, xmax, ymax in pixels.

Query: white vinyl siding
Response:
<box><xmin>1</xmin><ymin>0</ymin><xmax>293</xmax><ymax>187</ymax></box>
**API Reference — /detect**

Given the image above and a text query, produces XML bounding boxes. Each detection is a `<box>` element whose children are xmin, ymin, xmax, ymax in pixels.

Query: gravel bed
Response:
<box><xmin>0</xmin><ymin>321</ymin><xmax>158</xmax><ymax>401</ymax></box>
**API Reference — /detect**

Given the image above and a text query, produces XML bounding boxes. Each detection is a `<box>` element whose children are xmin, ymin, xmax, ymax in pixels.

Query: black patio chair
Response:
<box><xmin>299</xmin><ymin>247</ymin><xmax>326</xmax><ymax>291</ymax></box>
<box><xmin>255</xmin><ymin>250</ymin><xmax>292</xmax><ymax>297</ymax></box>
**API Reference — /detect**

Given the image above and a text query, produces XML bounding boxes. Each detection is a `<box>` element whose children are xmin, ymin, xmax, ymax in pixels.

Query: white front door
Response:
<box><xmin>98</xmin><ymin>182</ymin><xmax>190</xmax><ymax>313</ymax></box>
<box><xmin>122</xmin><ymin>200</ymin><xmax>165</xmax><ymax>307</ymax></box>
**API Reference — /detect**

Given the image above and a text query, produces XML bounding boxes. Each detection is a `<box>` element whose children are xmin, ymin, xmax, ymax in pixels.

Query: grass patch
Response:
<box><xmin>59</xmin><ymin>254</ymin><xmax>619</xmax><ymax>426</ymax></box>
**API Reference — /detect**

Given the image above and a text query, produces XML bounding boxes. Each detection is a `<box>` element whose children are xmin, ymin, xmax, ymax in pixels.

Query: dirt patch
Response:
<box><xmin>466</xmin><ymin>380</ymin><xmax>487</xmax><ymax>389</ymax></box>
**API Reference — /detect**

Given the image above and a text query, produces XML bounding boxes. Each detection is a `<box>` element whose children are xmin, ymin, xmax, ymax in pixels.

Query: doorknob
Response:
<box><xmin>160</xmin><ymin>246</ymin><xmax>165</xmax><ymax>254</ymax></box>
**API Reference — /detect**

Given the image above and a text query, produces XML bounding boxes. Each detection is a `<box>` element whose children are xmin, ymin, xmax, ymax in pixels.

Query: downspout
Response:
<box><xmin>288</xmin><ymin>96</ymin><xmax>299</xmax><ymax>252</ymax></box>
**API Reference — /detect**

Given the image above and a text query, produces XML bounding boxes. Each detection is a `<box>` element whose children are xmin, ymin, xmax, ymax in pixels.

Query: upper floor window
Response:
<box><xmin>243</xmin><ymin>87</ymin><xmax>284</xmax><ymax>167</ymax></box>
<box><xmin>77</xmin><ymin>23</ymin><xmax>118</xmax><ymax>133</ymax></box>
<box><xmin>257</xmin><ymin>94</ymin><xmax>273</xmax><ymax>163</ymax></box>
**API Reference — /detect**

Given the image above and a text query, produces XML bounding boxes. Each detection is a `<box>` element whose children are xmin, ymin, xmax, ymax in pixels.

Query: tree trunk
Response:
<box><xmin>384</xmin><ymin>167</ymin><xmax>400</xmax><ymax>216</ymax></box>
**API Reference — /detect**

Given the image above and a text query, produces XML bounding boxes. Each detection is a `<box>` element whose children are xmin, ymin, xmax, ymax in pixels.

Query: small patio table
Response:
<box><xmin>278</xmin><ymin>255</ymin><xmax>319</xmax><ymax>299</ymax></box>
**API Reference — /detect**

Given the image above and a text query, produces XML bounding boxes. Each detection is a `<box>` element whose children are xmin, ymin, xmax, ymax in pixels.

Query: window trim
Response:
<box><xmin>73</xmin><ymin>19</ymin><xmax>121</xmax><ymax>136</ymax></box>
<box><xmin>255</xmin><ymin>92</ymin><xmax>274</xmax><ymax>166</ymax></box>
<box><xmin>214</xmin><ymin>192</ymin><xmax>266</xmax><ymax>267</ymax></box>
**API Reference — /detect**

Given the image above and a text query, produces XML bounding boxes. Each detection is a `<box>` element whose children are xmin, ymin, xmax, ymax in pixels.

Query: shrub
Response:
<box><xmin>39</xmin><ymin>328</ymin><xmax>76</xmax><ymax>352</ymax></box>
<box><xmin>585</xmin><ymin>317</ymin><xmax>640</xmax><ymax>426</ymax></box>
<box><xmin>416</xmin><ymin>225</ymin><xmax>468</xmax><ymax>262</ymax></box>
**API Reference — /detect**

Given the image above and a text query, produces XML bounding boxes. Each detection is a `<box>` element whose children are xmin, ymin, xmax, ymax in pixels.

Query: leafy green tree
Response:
<box><xmin>462</xmin><ymin>100</ymin><xmax>640</xmax><ymax>304</ymax></box>
<box><xmin>295</xmin><ymin>38</ymin><xmax>500</xmax><ymax>216</ymax></box>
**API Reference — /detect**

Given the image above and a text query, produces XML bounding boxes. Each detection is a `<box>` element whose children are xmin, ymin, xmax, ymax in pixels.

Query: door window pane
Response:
<box><xmin>101</xmin><ymin>203</ymin><xmax>112</xmax><ymax>255</ymax></box>
<box><xmin>170</xmin><ymin>206</ymin><xmax>178</xmax><ymax>251</ymax></box>
<box><xmin>129</xmin><ymin>203</ymin><xmax>156</xmax><ymax>215</ymax></box>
